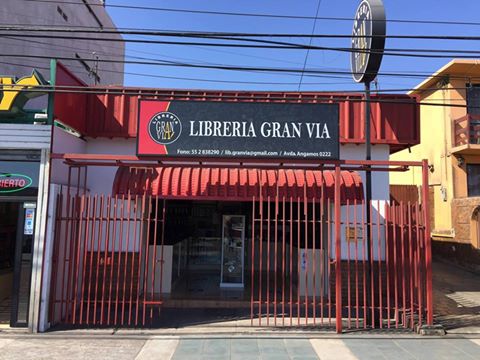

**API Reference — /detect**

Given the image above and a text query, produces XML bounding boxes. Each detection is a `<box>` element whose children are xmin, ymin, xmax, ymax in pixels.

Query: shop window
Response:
<box><xmin>467</xmin><ymin>164</ymin><xmax>480</xmax><ymax>197</ymax></box>
<box><xmin>466</xmin><ymin>84</ymin><xmax>480</xmax><ymax>115</ymax></box>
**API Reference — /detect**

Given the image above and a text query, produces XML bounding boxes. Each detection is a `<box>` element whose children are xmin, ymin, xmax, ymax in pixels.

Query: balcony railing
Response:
<box><xmin>453</xmin><ymin>114</ymin><xmax>480</xmax><ymax>147</ymax></box>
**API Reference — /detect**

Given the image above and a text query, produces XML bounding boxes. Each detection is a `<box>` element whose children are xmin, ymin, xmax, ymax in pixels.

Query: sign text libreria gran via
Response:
<box><xmin>137</xmin><ymin>100</ymin><xmax>339</xmax><ymax>160</ymax></box>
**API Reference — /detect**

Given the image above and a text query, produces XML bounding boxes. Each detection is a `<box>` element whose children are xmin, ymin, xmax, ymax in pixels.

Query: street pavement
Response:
<box><xmin>0</xmin><ymin>334</ymin><xmax>479</xmax><ymax>359</ymax></box>
<box><xmin>0</xmin><ymin>259</ymin><xmax>479</xmax><ymax>359</ymax></box>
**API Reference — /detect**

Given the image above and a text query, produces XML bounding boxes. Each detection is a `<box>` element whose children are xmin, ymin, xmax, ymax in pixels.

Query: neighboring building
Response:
<box><xmin>0</xmin><ymin>0</ymin><xmax>124</xmax><ymax>86</ymax></box>
<box><xmin>0</xmin><ymin>0</ymin><xmax>123</xmax><ymax>331</ymax></box>
<box><xmin>391</xmin><ymin>59</ymin><xmax>480</xmax><ymax>268</ymax></box>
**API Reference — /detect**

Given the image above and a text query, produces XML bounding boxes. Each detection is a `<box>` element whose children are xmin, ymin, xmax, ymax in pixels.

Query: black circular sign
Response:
<box><xmin>351</xmin><ymin>0</ymin><xmax>386</xmax><ymax>83</ymax></box>
<box><xmin>148</xmin><ymin>111</ymin><xmax>182</xmax><ymax>145</ymax></box>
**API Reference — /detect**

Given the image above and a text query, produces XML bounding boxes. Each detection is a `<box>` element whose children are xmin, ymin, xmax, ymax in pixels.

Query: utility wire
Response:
<box><xmin>21</xmin><ymin>0</ymin><xmax>480</xmax><ymax>27</ymax></box>
<box><xmin>2</xmin><ymin>32</ymin><xmax>480</xmax><ymax>59</ymax></box>
<box><xmin>298</xmin><ymin>0</ymin><xmax>323</xmax><ymax>91</ymax></box>
<box><xmin>3</xmin><ymin>84</ymin><xmax>479</xmax><ymax>110</ymax></box>
<box><xmin>5</xmin><ymin>26</ymin><xmax>480</xmax><ymax>42</ymax></box>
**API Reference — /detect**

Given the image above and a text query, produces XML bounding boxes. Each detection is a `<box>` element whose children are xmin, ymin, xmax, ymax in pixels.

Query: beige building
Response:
<box><xmin>391</xmin><ymin>59</ymin><xmax>480</xmax><ymax>266</ymax></box>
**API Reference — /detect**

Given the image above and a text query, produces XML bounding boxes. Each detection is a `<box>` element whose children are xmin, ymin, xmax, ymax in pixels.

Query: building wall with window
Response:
<box><xmin>0</xmin><ymin>0</ymin><xmax>124</xmax><ymax>86</ymax></box>
<box><xmin>391</xmin><ymin>59</ymin><xmax>480</xmax><ymax>267</ymax></box>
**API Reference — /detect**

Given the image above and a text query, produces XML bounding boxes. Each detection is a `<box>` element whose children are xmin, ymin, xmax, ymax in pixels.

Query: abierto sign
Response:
<box><xmin>137</xmin><ymin>100</ymin><xmax>339</xmax><ymax>160</ymax></box>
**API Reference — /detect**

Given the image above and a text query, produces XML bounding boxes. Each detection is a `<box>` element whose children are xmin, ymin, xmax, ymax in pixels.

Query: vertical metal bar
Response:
<box><xmin>250</xmin><ymin>196</ymin><xmax>256</xmax><ymax>326</ymax></box>
<box><xmin>282</xmin><ymin>196</ymin><xmax>286</xmax><ymax>326</ymax></box>
<box><xmin>297</xmin><ymin>197</ymin><xmax>301</xmax><ymax>325</ymax></box>
<box><xmin>121</xmin><ymin>194</ymin><xmax>131</xmax><ymax>326</ymax></box>
<box><xmin>312</xmin><ymin>195</ymin><xmax>316</xmax><ymax>325</ymax></box>
<box><xmin>393</xmin><ymin>203</ymin><xmax>398</xmax><ymax>328</ymax></box>
<box><xmin>400</xmin><ymin>201</ymin><xmax>407</xmax><ymax>327</ymax></box>
<box><xmin>258</xmin><ymin>172</ymin><xmax>263</xmax><ymax>326</ymax></box>
<box><xmin>408</xmin><ymin>202</ymin><xmax>414</xmax><ymax>329</ymax></box>
<box><xmin>79</xmin><ymin>195</ymin><xmax>91</xmax><ymax>325</ymax></box>
<box><xmin>93</xmin><ymin>195</ymin><xmax>105</xmax><ymax>324</ymax></box>
<box><xmin>303</xmin><ymin>175</ymin><xmax>308</xmax><ymax>326</ymax></box>
<box><xmin>361</xmin><ymin>197</ymin><xmax>367</xmax><ymax>329</ymax></box>
<box><xmin>334</xmin><ymin>165</ymin><xmax>342</xmax><ymax>334</ymax></box>
<box><xmin>327</xmin><ymin>196</ymin><xmax>332</xmax><ymax>326</ymax></box>
<box><xmin>377</xmin><ymin>200</ymin><xmax>382</xmax><ymax>329</ymax></box>
<box><xmin>114</xmin><ymin>195</ymin><xmax>125</xmax><ymax>326</ymax></box>
<box><xmin>354</xmin><ymin>199</ymin><xmax>359</xmax><ymax>329</ymax></box>
<box><xmin>289</xmin><ymin>197</ymin><xmax>293</xmax><ymax>326</ymax></box>
<box><xmin>100</xmin><ymin>196</ymin><xmax>112</xmax><ymax>325</ymax></box>
<box><xmin>422</xmin><ymin>160</ymin><xmax>433</xmax><ymax>325</ymax></box>
<box><xmin>320</xmin><ymin>178</ymin><xmax>325</xmax><ymax>326</ymax></box>
<box><xmin>130</xmin><ymin>195</ymin><xmax>141</xmax><ymax>326</ymax></box>
<box><xmin>274</xmin><ymin>187</ymin><xmax>279</xmax><ymax>326</ymax></box>
<box><xmin>266</xmin><ymin>195</ymin><xmax>270</xmax><ymax>326</ymax></box>
<box><xmin>72</xmin><ymin>195</ymin><xmax>85</xmax><ymax>324</ymax></box>
<box><xmin>385</xmin><ymin>202</ymin><xmax>391</xmax><ymax>328</ymax></box>
<box><xmin>346</xmin><ymin>200</ymin><xmax>351</xmax><ymax>329</ymax></box>
<box><xmin>150</xmin><ymin>197</ymin><xmax>160</xmax><ymax>322</ymax></box>
<box><xmin>107</xmin><ymin>195</ymin><xmax>118</xmax><ymax>325</ymax></box>
<box><xmin>132</xmin><ymin>193</ymin><xmax>146</xmax><ymax>326</ymax></box>
<box><xmin>86</xmin><ymin>195</ymin><xmax>98</xmax><ymax>325</ymax></box>
<box><xmin>415</xmin><ymin>202</ymin><xmax>423</xmax><ymax>327</ymax></box>
<box><xmin>369</xmin><ymin>200</ymin><xmax>375</xmax><ymax>328</ymax></box>
<box><xmin>61</xmin><ymin>169</ymin><xmax>72</xmax><ymax>322</ymax></box>
<box><xmin>158</xmin><ymin>199</ymin><xmax>166</xmax><ymax>320</ymax></box>
<box><xmin>139</xmin><ymin>194</ymin><xmax>149</xmax><ymax>326</ymax></box>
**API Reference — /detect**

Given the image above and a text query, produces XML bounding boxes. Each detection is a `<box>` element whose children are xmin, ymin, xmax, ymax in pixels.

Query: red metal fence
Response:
<box><xmin>48</xmin><ymin>161</ymin><xmax>433</xmax><ymax>332</ymax></box>
<box><xmin>49</xmin><ymin>192</ymin><xmax>166</xmax><ymax>327</ymax></box>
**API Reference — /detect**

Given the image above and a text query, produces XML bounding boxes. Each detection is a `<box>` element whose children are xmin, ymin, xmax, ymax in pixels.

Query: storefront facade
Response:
<box><xmin>0</xmin><ymin>70</ymin><xmax>52</xmax><ymax>331</ymax></box>
<box><xmin>38</xmin><ymin>63</ymin><xmax>432</xmax><ymax>333</ymax></box>
<box><xmin>4</xmin><ymin>62</ymin><xmax>430</xmax><ymax>333</ymax></box>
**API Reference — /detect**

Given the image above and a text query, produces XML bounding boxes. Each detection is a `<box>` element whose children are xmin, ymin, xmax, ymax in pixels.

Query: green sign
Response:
<box><xmin>0</xmin><ymin>173</ymin><xmax>33</xmax><ymax>194</ymax></box>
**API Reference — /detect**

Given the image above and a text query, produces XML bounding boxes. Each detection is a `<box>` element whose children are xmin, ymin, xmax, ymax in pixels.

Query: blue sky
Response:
<box><xmin>107</xmin><ymin>0</ymin><xmax>480</xmax><ymax>92</ymax></box>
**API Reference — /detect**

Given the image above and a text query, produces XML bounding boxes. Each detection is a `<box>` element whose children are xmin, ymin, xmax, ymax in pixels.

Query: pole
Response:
<box><xmin>365</xmin><ymin>81</ymin><xmax>373</xmax><ymax>326</ymax></box>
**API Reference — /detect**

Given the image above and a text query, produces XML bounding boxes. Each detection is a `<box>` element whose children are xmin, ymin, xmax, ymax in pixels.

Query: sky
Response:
<box><xmin>106</xmin><ymin>0</ymin><xmax>480</xmax><ymax>93</ymax></box>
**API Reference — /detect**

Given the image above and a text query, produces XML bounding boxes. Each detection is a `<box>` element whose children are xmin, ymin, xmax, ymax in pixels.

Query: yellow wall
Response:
<box><xmin>390</xmin><ymin>80</ymin><xmax>468</xmax><ymax>234</ymax></box>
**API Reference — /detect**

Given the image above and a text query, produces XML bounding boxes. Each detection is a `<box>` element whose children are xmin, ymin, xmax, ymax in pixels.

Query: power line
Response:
<box><xmin>298</xmin><ymin>0</ymin><xmax>323</xmax><ymax>91</ymax></box>
<box><xmin>5</xmin><ymin>26</ymin><xmax>480</xmax><ymax>42</ymax></box>
<box><xmin>3</xmin><ymin>83</ymin><xmax>479</xmax><ymax>110</ymax></box>
<box><xmin>3</xmin><ymin>32</ymin><xmax>480</xmax><ymax>59</ymax></box>
<box><xmin>21</xmin><ymin>0</ymin><xmax>480</xmax><ymax>27</ymax></box>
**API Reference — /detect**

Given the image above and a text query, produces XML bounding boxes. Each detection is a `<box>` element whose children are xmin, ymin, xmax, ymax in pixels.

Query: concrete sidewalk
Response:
<box><xmin>0</xmin><ymin>334</ymin><xmax>479</xmax><ymax>360</ymax></box>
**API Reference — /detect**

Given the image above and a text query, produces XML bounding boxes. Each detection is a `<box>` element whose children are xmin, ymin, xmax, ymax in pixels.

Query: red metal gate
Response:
<box><xmin>250</xmin><ymin>163</ymin><xmax>433</xmax><ymax>332</ymax></box>
<box><xmin>49</xmin><ymin>190</ymin><xmax>166</xmax><ymax>327</ymax></box>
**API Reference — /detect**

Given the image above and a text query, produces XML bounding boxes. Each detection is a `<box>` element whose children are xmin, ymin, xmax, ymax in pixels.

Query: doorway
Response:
<box><xmin>0</xmin><ymin>200</ymin><xmax>36</xmax><ymax>327</ymax></box>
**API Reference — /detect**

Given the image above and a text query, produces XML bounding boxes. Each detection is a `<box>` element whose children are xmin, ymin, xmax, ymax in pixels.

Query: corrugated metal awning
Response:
<box><xmin>112</xmin><ymin>166</ymin><xmax>364</xmax><ymax>204</ymax></box>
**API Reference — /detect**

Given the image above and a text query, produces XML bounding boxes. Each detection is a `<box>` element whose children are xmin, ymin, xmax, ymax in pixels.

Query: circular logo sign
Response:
<box><xmin>351</xmin><ymin>0</ymin><xmax>386</xmax><ymax>83</ymax></box>
<box><xmin>148</xmin><ymin>111</ymin><xmax>182</xmax><ymax>145</ymax></box>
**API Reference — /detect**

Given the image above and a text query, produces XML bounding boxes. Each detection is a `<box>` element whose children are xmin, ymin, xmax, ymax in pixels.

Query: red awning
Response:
<box><xmin>112</xmin><ymin>166</ymin><xmax>364</xmax><ymax>203</ymax></box>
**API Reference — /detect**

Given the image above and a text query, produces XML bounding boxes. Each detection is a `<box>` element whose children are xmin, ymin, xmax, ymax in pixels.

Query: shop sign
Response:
<box><xmin>137</xmin><ymin>100</ymin><xmax>339</xmax><ymax>160</ymax></box>
<box><xmin>351</xmin><ymin>0</ymin><xmax>386</xmax><ymax>83</ymax></box>
<box><xmin>0</xmin><ymin>173</ymin><xmax>33</xmax><ymax>194</ymax></box>
<box><xmin>0</xmin><ymin>70</ymin><xmax>48</xmax><ymax>113</ymax></box>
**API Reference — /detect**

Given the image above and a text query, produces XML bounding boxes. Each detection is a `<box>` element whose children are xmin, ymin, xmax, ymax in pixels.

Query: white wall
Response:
<box><xmin>51</xmin><ymin>127</ymin><xmax>86</xmax><ymax>186</ymax></box>
<box><xmin>85</xmin><ymin>138</ymin><xmax>136</xmax><ymax>194</ymax></box>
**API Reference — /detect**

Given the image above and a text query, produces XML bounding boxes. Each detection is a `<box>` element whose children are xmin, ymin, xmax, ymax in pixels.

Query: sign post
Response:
<box><xmin>351</xmin><ymin>0</ymin><xmax>386</xmax><ymax>327</ymax></box>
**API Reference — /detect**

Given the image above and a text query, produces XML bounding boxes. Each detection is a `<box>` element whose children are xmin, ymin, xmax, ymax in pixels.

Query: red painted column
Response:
<box><xmin>335</xmin><ymin>164</ymin><xmax>342</xmax><ymax>333</ymax></box>
<box><xmin>422</xmin><ymin>159</ymin><xmax>433</xmax><ymax>325</ymax></box>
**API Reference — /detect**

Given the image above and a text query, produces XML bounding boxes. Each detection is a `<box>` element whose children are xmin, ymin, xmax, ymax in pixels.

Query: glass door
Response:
<box><xmin>10</xmin><ymin>202</ymin><xmax>36</xmax><ymax>327</ymax></box>
<box><xmin>220</xmin><ymin>215</ymin><xmax>245</xmax><ymax>288</ymax></box>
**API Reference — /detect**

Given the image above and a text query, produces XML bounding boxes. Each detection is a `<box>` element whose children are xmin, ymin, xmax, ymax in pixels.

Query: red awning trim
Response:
<box><xmin>113</xmin><ymin>167</ymin><xmax>363</xmax><ymax>204</ymax></box>
<box><xmin>112</xmin><ymin>166</ymin><xmax>364</xmax><ymax>203</ymax></box>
